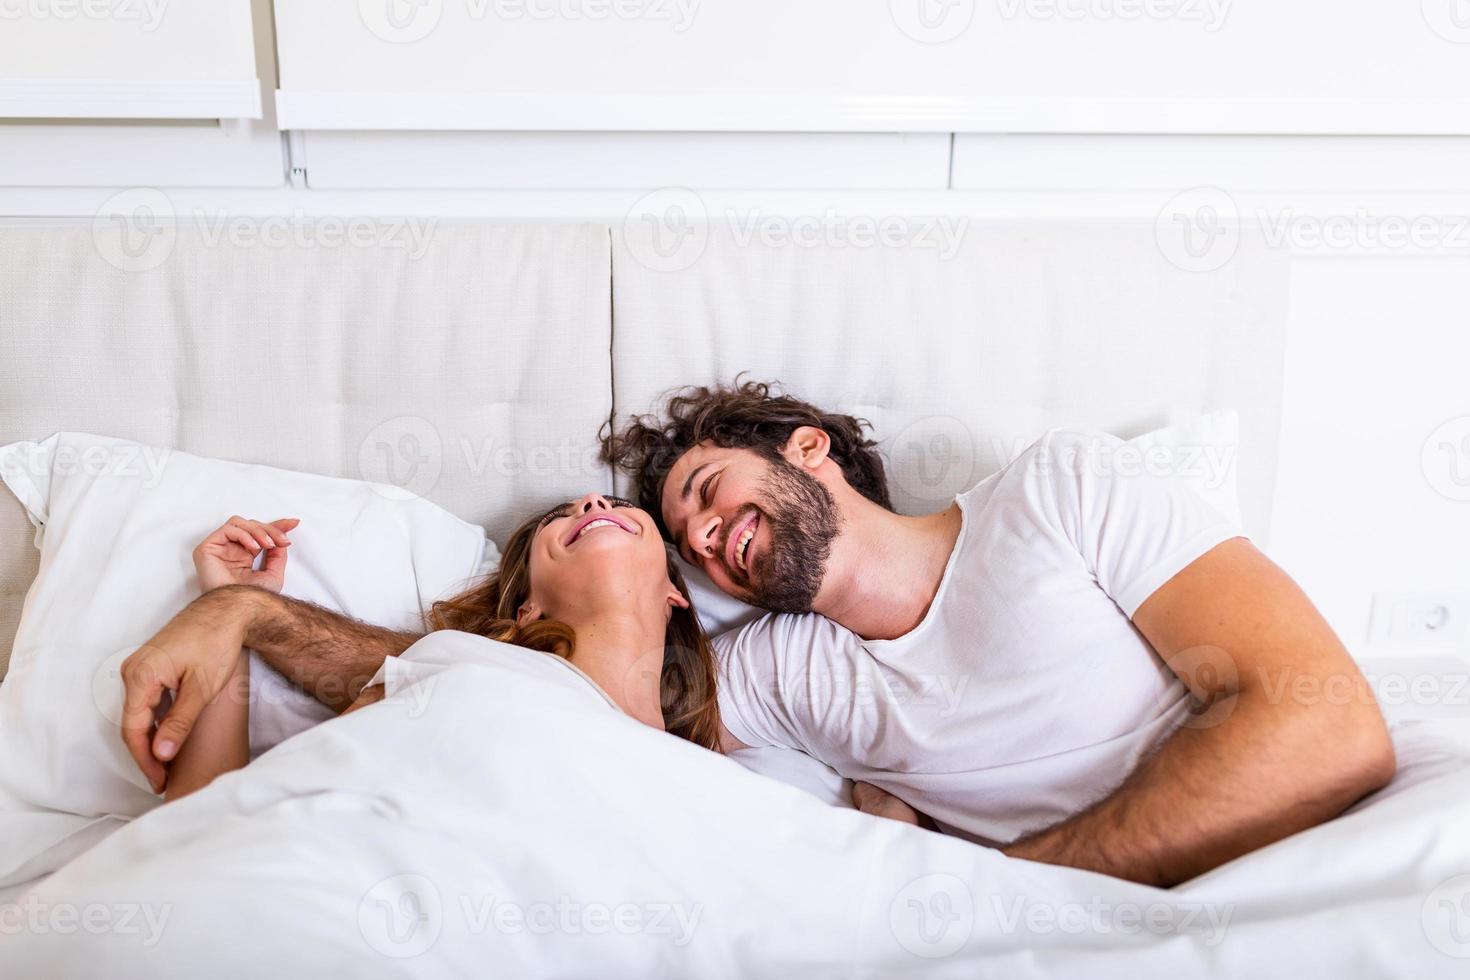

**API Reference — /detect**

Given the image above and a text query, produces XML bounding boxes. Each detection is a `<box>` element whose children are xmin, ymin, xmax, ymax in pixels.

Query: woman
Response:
<box><xmin>165</xmin><ymin>492</ymin><xmax>723</xmax><ymax>801</ymax></box>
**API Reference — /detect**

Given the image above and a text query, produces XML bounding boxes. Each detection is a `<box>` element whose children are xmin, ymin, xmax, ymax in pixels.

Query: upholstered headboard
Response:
<box><xmin>611</xmin><ymin>219</ymin><xmax>1290</xmax><ymax>536</ymax></box>
<box><xmin>0</xmin><ymin>222</ymin><xmax>615</xmax><ymax>678</ymax></box>
<box><xmin>0</xmin><ymin>218</ymin><xmax>1291</xmax><ymax>680</ymax></box>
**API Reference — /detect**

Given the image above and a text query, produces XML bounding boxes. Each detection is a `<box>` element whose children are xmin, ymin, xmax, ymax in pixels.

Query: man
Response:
<box><xmin>122</xmin><ymin>380</ymin><xmax>1394</xmax><ymax>888</ymax></box>
<box><xmin>599</xmin><ymin>380</ymin><xmax>1395</xmax><ymax>886</ymax></box>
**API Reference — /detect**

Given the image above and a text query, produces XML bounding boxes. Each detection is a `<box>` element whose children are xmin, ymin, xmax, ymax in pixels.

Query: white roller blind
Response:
<box><xmin>0</xmin><ymin>0</ymin><xmax>261</xmax><ymax>119</ymax></box>
<box><xmin>274</xmin><ymin>0</ymin><xmax>1470</xmax><ymax>133</ymax></box>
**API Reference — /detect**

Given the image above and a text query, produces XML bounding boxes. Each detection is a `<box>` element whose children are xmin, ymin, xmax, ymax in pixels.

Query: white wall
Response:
<box><xmin>1272</xmin><ymin>256</ymin><xmax>1470</xmax><ymax>649</ymax></box>
<box><xmin>272</xmin><ymin>1</ymin><xmax>1470</xmax><ymax>132</ymax></box>
<box><xmin>0</xmin><ymin>0</ymin><xmax>256</xmax><ymax>80</ymax></box>
<box><xmin>0</xmin><ymin>0</ymin><xmax>260</xmax><ymax>120</ymax></box>
<box><xmin>2</xmin><ymin>0</ymin><xmax>1467</xmax><ymax>660</ymax></box>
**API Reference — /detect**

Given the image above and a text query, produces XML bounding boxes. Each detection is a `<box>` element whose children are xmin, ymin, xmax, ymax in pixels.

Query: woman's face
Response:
<box><xmin>517</xmin><ymin>492</ymin><xmax>689</xmax><ymax>626</ymax></box>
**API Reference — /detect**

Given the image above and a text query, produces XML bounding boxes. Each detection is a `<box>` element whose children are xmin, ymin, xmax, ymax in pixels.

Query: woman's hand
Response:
<box><xmin>852</xmin><ymin>781</ymin><xmax>925</xmax><ymax>827</ymax></box>
<box><xmin>193</xmin><ymin>516</ymin><xmax>299</xmax><ymax>593</ymax></box>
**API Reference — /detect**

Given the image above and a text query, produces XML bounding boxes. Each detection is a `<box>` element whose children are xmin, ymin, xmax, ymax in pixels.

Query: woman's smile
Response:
<box><xmin>563</xmin><ymin>511</ymin><xmax>637</xmax><ymax>546</ymax></box>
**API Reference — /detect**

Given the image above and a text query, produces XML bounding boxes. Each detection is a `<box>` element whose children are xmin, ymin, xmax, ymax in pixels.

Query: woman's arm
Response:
<box><xmin>851</xmin><ymin>782</ymin><xmax>938</xmax><ymax>830</ymax></box>
<box><xmin>341</xmin><ymin>682</ymin><xmax>387</xmax><ymax>716</ymax></box>
<box><xmin>158</xmin><ymin>515</ymin><xmax>292</xmax><ymax>801</ymax></box>
<box><xmin>163</xmin><ymin>649</ymin><xmax>251</xmax><ymax>802</ymax></box>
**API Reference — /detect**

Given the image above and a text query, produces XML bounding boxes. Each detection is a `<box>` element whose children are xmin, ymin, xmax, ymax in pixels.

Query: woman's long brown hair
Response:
<box><xmin>426</xmin><ymin>511</ymin><xmax>723</xmax><ymax>752</ymax></box>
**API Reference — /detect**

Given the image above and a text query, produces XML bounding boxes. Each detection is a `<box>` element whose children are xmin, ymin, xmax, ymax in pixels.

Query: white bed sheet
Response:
<box><xmin>3</xmin><ymin>632</ymin><xmax>1468</xmax><ymax>978</ymax></box>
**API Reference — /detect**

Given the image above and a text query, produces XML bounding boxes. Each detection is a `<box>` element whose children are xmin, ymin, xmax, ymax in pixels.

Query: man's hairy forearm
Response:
<box><xmin>211</xmin><ymin>585</ymin><xmax>422</xmax><ymax>711</ymax></box>
<box><xmin>1004</xmin><ymin>690</ymin><xmax>1394</xmax><ymax>886</ymax></box>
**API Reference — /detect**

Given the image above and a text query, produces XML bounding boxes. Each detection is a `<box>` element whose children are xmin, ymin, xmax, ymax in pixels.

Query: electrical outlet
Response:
<box><xmin>1368</xmin><ymin>589</ymin><xmax>1470</xmax><ymax>654</ymax></box>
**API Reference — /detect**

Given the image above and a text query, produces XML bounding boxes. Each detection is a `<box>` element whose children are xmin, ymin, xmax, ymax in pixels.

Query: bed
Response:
<box><xmin>4</xmin><ymin>219</ymin><xmax>1465</xmax><ymax>977</ymax></box>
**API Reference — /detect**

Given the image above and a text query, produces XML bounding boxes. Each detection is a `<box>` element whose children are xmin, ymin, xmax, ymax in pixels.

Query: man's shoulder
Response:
<box><xmin>965</xmin><ymin>427</ymin><xmax>1126</xmax><ymax>511</ymax></box>
<box><xmin>997</xmin><ymin>427</ymin><xmax>1123</xmax><ymax>477</ymax></box>
<box><xmin>712</xmin><ymin>611</ymin><xmax>862</xmax><ymax>664</ymax></box>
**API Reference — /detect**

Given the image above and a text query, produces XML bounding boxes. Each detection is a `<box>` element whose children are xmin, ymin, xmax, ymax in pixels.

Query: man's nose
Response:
<box><xmin>575</xmin><ymin>492</ymin><xmax>611</xmax><ymax>514</ymax></box>
<box><xmin>694</xmin><ymin>513</ymin><xmax>721</xmax><ymax>557</ymax></box>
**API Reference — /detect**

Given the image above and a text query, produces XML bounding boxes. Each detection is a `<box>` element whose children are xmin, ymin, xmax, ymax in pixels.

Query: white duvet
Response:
<box><xmin>4</xmin><ymin>631</ymin><xmax>1469</xmax><ymax>978</ymax></box>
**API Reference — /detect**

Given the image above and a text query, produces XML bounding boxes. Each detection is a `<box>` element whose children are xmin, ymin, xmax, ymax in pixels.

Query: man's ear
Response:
<box><xmin>516</xmin><ymin>601</ymin><xmax>543</xmax><ymax>627</ymax></box>
<box><xmin>783</xmin><ymin>425</ymin><xmax>832</xmax><ymax>471</ymax></box>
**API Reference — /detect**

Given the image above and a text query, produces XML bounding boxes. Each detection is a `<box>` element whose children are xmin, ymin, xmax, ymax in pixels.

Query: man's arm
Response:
<box><xmin>1005</xmin><ymin>538</ymin><xmax>1396</xmax><ymax>887</ymax></box>
<box><xmin>121</xmin><ymin>584</ymin><xmax>420</xmax><ymax>792</ymax></box>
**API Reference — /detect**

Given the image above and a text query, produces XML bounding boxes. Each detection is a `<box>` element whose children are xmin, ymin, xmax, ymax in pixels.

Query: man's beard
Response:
<box><xmin>743</xmin><ymin>454</ymin><xmax>840</xmax><ymax>614</ymax></box>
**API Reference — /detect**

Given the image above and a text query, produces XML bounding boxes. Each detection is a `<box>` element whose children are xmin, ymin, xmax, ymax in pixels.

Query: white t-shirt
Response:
<box><xmin>368</xmin><ymin>630</ymin><xmax>621</xmax><ymax>713</ymax></box>
<box><xmin>714</xmin><ymin>429</ymin><xmax>1243</xmax><ymax>845</ymax></box>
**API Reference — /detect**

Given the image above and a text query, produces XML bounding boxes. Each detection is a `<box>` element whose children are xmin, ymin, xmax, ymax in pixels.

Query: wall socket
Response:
<box><xmin>1368</xmin><ymin>589</ymin><xmax>1470</xmax><ymax>654</ymax></box>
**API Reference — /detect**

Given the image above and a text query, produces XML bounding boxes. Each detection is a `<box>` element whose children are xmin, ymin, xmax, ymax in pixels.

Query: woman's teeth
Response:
<box><xmin>735</xmin><ymin>524</ymin><xmax>754</xmax><ymax>570</ymax></box>
<box><xmin>574</xmin><ymin>518</ymin><xmax>621</xmax><ymax>542</ymax></box>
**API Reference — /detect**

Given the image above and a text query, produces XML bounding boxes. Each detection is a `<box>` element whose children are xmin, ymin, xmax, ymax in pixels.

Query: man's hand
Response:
<box><xmin>1004</xmin><ymin>538</ymin><xmax>1396</xmax><ymax>886</ymax></box>
<box><xmin>121</xmin><ymin>587</ymin><xmax>264</xmax><ymax>793</ymax></box>
<box><xmin>193</xmin><ymin>516</ymin><xmax>299</xmax><ymax>593</ymax></box>
<box><xmin>120</xmin><ymin>585</ymin><xmax>422</xmax><ymax>792</ymax></box>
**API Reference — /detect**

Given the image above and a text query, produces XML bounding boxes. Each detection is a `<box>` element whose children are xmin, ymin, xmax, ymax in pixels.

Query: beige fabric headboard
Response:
<box><xmin>611</xmin><ymin>219</ymin><xmax>1291</xmax><ymax>537</ymax></box>
<box><xmin>1</xmin><ymin>218</ymin><xmax>1294</xmax><ymax>680</ymax></box>
<box><xmin>0</xmin><ymin>222</ymin><xmax>614</xmax><ymax>678</ymax></box>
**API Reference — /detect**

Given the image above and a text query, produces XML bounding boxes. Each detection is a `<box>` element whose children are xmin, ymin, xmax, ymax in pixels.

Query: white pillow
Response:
<box><xmin>1125</xmin><ymin>409</ymin><xmax>1243</xmax><ymax>529</ymax></box>
<box><xmin>680</xmin><ymin>556</ymin><xmax>766</xmax><ymax>638</ymax></box>
<box><xmin>0</xmin><ymin>432</ymin><xmax>493</xmax><ymax>886</ymax></box>
<box><xmin>681</xmin><ymin>410</ymin><xmax>1242</xmax><ymax>638</ymax></box>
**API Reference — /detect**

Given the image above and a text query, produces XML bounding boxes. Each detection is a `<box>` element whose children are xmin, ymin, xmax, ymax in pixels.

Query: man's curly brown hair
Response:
<box><xmin>601</xmin><ymin>379</ymin><xmax>893</xmax><ymax>538</ymax></box>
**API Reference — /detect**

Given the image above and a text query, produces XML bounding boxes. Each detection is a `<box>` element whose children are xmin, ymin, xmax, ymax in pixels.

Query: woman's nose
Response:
<box><xmin>575</xmin><ymin>492</ymin><xmax>611</xmax><ymax>514</ymax></box>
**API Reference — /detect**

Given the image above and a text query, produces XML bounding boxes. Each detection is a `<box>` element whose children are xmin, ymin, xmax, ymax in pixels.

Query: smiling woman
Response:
<box><xmin>427</xmin><ymin>492</ymin><xmax>724</xmax><ymax>751</ymax></box>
